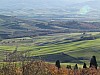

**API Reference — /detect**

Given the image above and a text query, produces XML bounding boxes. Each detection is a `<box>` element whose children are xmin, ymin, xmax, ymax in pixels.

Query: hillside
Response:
<box><xmin>32</xmin><ymin>53</ymin><xmax>82</xmax><ymax>63</ymax></box>
<box><xmin>0</xmin><ymin>15</ymin><xmax>100</xmax><ymax>39</ymax></box>
<box><xmin>0</xmin><ymin>32</ymin><xmax>100</xmax><ymax>65</ymax></box>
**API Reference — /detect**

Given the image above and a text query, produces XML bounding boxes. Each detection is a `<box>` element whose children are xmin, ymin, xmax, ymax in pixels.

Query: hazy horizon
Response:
<box><xmin>0</xmin><ymin>0</ymin><xmax>94</xmax><ymax>9</ymax></box>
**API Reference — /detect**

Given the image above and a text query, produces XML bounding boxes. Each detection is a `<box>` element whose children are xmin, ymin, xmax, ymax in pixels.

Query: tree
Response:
<box><xmin>55</xmin><ymin>60</ymin><xmax>61</xmax><ymax>69</ymax></box>
<box><xmin>66</xmin><ymin>65</ymin><xmax>72</xmax><ymax>69</ymax></box>
<box><xmin>90</xmin><ymin>56</ymin><xmax>98</xmax><ymax>69</ymax></box>
<box><xmin>74</xmin><ymin>64</ymin><xmax>78</xmax><ymax>70</ymax></box>
<box><xmin>83</xmin><ymin>63</ymin><xmax>87</xmax><ymax>68</ymax></box>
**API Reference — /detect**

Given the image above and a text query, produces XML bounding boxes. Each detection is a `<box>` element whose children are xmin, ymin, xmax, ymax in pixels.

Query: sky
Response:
<box><xmin>0</xmin><ymin>0</ymin><xmax>93</xmax><ymax>3</ymax></box>
<box><xmin>0</xmin><ymin>0</ymin><xmax>94</xmax><ymax>9</ymax></box>
<box><xmin>63</xmin><ymin>0</ymin><xmax>93</xmax><ymax>3</ymax></box>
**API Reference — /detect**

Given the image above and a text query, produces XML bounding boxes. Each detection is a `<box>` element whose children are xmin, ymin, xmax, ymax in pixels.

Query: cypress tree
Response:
<box><xmin>74</xmin><ymin>64</ymin><xmax>78</xmax><ymax>70</ymax></box>
<box><xmin>83</xmin><ymin>63</ymin><xmax>87</xmax><ymax>68</ymax></box>
<box><xmin>90</xmin><ymin>56</ymin><xmax>98</xmax><ymax>69</ymax></box>
<box><xmin>55</xmin><ymin>60</ymin><xmax>61</xmax><ymax>69</ymax></box>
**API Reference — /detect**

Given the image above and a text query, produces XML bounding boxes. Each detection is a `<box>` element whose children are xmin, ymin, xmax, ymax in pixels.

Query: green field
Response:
<box><xmin>0</xmin><ymin>32</ymin><xmax>100</xmax><ymax>66</ymax></box>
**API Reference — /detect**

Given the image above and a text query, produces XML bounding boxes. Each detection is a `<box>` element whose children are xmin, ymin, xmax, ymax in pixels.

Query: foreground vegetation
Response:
<box><xmin>0</xmin><ymin>60</ymin><xmax>100</xmax><ymax>75</ymax></box>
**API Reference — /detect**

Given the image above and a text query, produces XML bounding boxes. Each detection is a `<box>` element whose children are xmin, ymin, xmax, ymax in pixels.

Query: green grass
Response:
<box><xmin>0</xmin><ymin>32</ymin><xmax>100</xmax><ymax>65</ymax></box>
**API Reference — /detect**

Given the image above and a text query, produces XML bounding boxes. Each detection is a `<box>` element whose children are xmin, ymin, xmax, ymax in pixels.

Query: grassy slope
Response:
<box><xmin>0</xmin><ymin>32</ymin><xmax>100</xmax><ymax>65</ymax></box>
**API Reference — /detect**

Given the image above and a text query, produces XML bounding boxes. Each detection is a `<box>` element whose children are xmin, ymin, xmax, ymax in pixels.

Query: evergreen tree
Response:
<box><xmin>83</xmin><ymin>63</ymin><xmax>87</xmax><ymax>68</ymax></box>
<box><xmin>74</xmin><ymin>64</ymin><xmax>78</xmax><ymax>70</ymax></box>
<box><xmin>66</xmin><ymin>65</ymin><xmax>72</xmax><ymax>69</ymax></box>
<box><xmin>90</xmin><ymin>56</ymin><xmax>98</xmax><ymax>69</ymax></box>
<box><xmin>55</xmin><ymin>60</ymin><xmax>61</xmax><ymax>69</ymax></box>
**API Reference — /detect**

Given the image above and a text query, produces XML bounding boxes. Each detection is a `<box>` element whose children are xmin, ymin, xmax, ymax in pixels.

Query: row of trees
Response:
<box><xmin>56</xmin><ymin>56</ymin><xmax>98</xmax><ymax>70</ymax></box>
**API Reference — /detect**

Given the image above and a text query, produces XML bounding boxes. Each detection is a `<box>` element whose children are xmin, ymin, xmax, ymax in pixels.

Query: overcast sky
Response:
<box><xmin>0</xmin><ymin>0</ymin><xmax>93</xmax><ymax>3</ymax></box>
<box><xmin>63</xmin><ymin>0</ymin><xmax>93</xmax><ymax>3</ymax></box>
<box><xmin>0</xmin><ymin>0</ymin><xmax>95</xmax><ymax>9</ymax></box>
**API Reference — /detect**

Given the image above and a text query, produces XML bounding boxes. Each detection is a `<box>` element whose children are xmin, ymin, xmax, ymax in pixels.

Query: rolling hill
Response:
<box><xmin>0</xmin><ymin>15</ymin><xmax>100</xmax><ymax>39</ymax></box>
<box><xmin>0</xmin><ymin>32</ymin><xmax>100</xmax><ymax>65</ymax></box>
